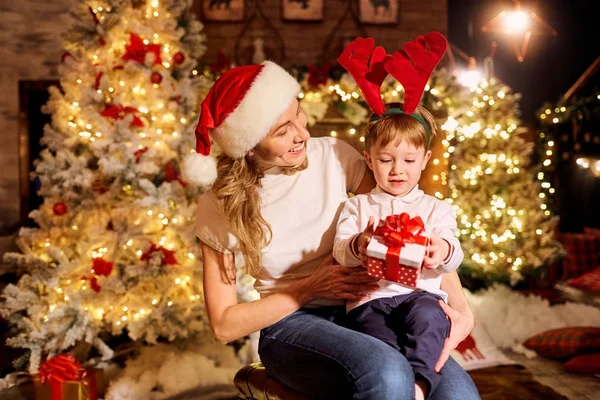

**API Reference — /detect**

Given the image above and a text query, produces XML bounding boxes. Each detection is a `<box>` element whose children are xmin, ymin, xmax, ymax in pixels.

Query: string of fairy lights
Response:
<box><xmin>536</xmin><ymin>92</ymin><xmax>600</xmax><ymax>209</ymax></box>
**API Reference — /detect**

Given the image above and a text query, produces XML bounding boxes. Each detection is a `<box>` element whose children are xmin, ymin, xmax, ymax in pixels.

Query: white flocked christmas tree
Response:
<box><xmin>1</xmin><ymin>1</ymin><xmax>256</xmax><ymax>392</ymax></box>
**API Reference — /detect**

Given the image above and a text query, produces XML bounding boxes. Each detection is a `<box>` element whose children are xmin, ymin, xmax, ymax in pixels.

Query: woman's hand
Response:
<box><xmin>434</xmin><ymin>299</ymin><xmax>475</xmax><ymax>372</ymax></box>
<box><xmin>296</xmin><ymin>254</ymin><xmax>380</xmax><ymax>303</ymax></box>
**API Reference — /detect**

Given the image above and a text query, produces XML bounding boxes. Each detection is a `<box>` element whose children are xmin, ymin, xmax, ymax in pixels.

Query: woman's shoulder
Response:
<box><xmin>196</xmin><ymin>189</ymin><xmax>219</xmax><ymax>212</ymax></box>
<box><xmin>195</xmin><ymin>190</ymin><xmax>237</xmax><ymax>253</ymax></box>
<box><xmin>195</xmin><ymin>190</ymin><xmax>230</xmax><ymax>230</ymax></box>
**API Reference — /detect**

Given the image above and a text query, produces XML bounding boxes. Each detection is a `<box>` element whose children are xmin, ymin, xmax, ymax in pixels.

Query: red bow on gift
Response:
<box><xmin>40</xmin><ymin>354</ymin><xmax>84</xmax><ymax>384</ymax></box>
<box><xmin>39</xmin><ymin>354</ymin><xmax>97</xmax><ymax>400</ymax></box>
<box><xmin>374</xmin><ymin>213</ymin><xmax>429</xmax><ymax>268</ymax></box>
<box><xmin>375</xmin><ymin>213</ymin><xmax>428</xmax><ymax>246</ymax></box>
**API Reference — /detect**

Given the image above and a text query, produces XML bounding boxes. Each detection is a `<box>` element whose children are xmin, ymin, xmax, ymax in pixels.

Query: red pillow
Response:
<box><xmin>567</xmin><ymin>265</ymin><xmax>600</xmax><ymax>292</ymax></box>
<box><xmin>558</xmin><ymin>233</ymin><xmax>600</xmax><ymax>280</ymax></box>
<box><xmin>523</xmin><ymin>327</ymin><xmax>600</xmax><ymax>359</ymax></box>
<box><xmin>584</xmin><ymin>227</ymin><xmax>600</xmax><ymax>238</ymax></box>
<box><xmin>563</xmin><ymin>353</ymin><xmax>600</xmax><ymax>374</ymax></box>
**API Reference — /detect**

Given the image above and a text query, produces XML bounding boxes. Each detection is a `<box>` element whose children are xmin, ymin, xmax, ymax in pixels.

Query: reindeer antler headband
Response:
<box><xmin>336</xmin><ymin>32</ymin><xmax>448</xmax><ymax>147</ymax></box>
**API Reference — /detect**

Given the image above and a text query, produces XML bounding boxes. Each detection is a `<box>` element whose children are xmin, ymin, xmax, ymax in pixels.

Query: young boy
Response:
<box><xmin>333</xmin><ymin>102</ymin><xmax>464</xmax><ymax>400</ymax></box>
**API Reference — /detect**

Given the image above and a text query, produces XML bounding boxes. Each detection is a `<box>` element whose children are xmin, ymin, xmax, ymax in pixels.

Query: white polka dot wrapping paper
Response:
<box><xmin>365</xmin><ymin>234</ymin><xmax>429</xmax><ymax>287</ymax></box>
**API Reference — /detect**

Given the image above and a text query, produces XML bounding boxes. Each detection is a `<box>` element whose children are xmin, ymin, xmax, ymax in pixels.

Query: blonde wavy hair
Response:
<box><xmin>211</xmin><ymin>150</ymin><xmax>308</xmax><ymax>276</ymax></box>
<box><xmin>364</xmin><ymin>103</ymin><xmax>438</xmax><ymax>152</ymax></box>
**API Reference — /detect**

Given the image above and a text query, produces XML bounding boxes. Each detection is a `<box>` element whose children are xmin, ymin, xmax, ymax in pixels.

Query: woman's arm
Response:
<box><xmin>202</xmin><ymin>242</ymin><xmax>379</xmax><ymax>344</ymax></box>
<box><xmin>203</xmin><ymin>242</ymin><xmax>311</xmax><ymax>344</ymax></box>
<box><xmin>435</xmin><ymin>271</ymin><xmax>475</xmax><ymax>371</ymax></box>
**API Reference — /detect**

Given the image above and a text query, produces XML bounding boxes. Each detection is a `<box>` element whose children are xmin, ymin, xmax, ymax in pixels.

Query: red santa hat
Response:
<box><xmin>183</xmin><ymin>61</ymin><xmax>300</xmax><ymax>186</ymax></box>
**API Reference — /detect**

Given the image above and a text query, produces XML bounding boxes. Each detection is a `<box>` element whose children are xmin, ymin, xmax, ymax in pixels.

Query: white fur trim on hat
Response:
<box><xmin>182</xmin><ymin>152</ymin><xmax>217</xmax><ymax>186</ymax></box>
<box><xmin>213</xmin><ymin>61</ymin><xmax>300</xmax><ymax>158</ymax></box>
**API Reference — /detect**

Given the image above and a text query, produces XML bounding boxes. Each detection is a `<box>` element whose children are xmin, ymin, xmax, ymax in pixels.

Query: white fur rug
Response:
<box><xmin>465</xmin><ymin>284</ymin><xmax>600</xmax><ymax>351</ymax></box>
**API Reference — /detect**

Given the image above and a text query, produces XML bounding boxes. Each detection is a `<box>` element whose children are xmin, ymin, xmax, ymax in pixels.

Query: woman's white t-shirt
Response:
<box><xmin>195</xmin><ymin>137</ymin><xmax>366</xmax><ymax>306</ymax></box>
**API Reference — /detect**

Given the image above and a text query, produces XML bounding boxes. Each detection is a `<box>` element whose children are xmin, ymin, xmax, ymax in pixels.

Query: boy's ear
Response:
<box><xmin>363</xmin><ymin>150</ymin><xmax>374</xmax><ymax>170</ymax></box>
<box><xmin>421</xmin><ymin>149</ymin><xmax>432</xmax><ymax>171</ymax></box>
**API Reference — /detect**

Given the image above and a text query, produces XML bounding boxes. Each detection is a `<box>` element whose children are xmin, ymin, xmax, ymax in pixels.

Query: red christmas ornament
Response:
<box><xmin>61</xmin><ymin>52</ymin><xmax>72</xmax><ymax>62</ymax></box>
<box><xmin>91</xmin><ymin>257</ymin><xmax>114</xmax><ymax>276</ymax></box>
<box><xmin>173</xmin><ymin>52</ymin><xmax>185</xmax><ymax>65</ymax></box>
<box><xmin>151</xmin><ymin>72</ymin><xmax>162</xmax><ymax>84</ymax></box>
<box><xmin>53</xmin><ymin>202</ymin><xmax>68</xmax><ymax>216</ymax></box>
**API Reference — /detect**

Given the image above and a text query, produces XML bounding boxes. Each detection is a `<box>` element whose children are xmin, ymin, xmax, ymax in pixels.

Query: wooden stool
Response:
<box><xmin>234</xmin><ymin>362</ymin><xmax>309</xmax><ymax>400</ymax></box>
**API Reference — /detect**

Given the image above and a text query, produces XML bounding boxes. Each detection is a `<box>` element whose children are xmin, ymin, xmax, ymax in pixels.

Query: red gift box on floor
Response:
<box><xmin>366</xmin><ymin>213</ymin><xmax>430</xmax><ymax>287</ymax></box>
<box><xmin>33</xmin><ymin>354</ymin><xmax>105</xmax><ymax>400</ymax></box>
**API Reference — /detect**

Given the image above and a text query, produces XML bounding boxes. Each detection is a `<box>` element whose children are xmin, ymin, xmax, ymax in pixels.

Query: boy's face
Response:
<box><xmin>364</xmin><ymin>137</ymin><xmax>431</xmax><ymax>197</ymax></box>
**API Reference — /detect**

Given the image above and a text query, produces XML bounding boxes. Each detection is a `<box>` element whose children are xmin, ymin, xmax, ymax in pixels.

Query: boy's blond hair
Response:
<box><xmin>363</xmin><ymin>103</ymin><xmax>438</xmax><ymax>152</ymax></box>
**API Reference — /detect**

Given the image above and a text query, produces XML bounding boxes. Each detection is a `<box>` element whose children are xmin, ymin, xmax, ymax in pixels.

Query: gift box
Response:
<box><xmin>33</xmin><ymin>354</ymin><xmax>106</xmax><ymax>400</ymax></box>
<box><xmin>366</xmin><ymin>213</ymin><xmax>430</xmax><ymax>287</ymax></box>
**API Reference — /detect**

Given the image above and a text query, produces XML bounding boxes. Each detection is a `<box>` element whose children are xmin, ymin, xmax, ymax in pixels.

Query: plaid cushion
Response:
<box><xmin>523</xmin><ymin>327</ymin><xmax>600</xmax><ymax>359</ymax></box>
<box><xmin>567</xmin><ymin>265</ymin><xmax>600</xmax><ymax>292</ymax></box>
<box><xmin>558</xmin><ymin>233</ymin><xmax>600</xmax><ymax>280</ymax></box>
<box><xmin>584</xmin><ymin>227</ymin><xmax>600</xmax><ymax>238</ymax></box>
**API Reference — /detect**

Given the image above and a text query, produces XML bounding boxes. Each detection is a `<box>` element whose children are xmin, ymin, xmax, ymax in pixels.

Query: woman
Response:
<box><xmin>184</xmin><ymin>61</ymin><xmax>480</xmax><ymax>399</ymax></box>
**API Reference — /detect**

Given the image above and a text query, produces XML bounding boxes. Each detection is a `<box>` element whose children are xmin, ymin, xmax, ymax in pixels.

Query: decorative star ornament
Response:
<box><xmin>481</xmin><ymin>1</ymin><xmax>557</xmax><ymax>62</ymax></box>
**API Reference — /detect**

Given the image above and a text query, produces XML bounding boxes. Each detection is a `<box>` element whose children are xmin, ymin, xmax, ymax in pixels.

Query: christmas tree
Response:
<box><xmin>0</xmin><ymin>0</ymin><xmax>254</xmax><ymax>377</ymax></box>
<box><xmin>442</xmin><ymin>77</ymin><xmax>563</xmax><ymax>285</ymax></box>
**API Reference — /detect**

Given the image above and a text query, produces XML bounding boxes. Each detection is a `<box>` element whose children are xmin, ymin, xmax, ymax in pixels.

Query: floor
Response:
<box><xmin>505</xmin><ymin>351</ymin><xmax>600</xmax><ymax>400</ymax></box>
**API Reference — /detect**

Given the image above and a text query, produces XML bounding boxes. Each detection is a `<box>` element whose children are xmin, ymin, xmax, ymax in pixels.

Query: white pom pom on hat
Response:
<box><xmin>182</xmin><ymin>152</ymin><xmax>217</xmax><ymax>187</ymax></box>
<box><xmin>183</xmin><ymin>61</ymin><xmax>300</xmax><ymax>186</ymax></box>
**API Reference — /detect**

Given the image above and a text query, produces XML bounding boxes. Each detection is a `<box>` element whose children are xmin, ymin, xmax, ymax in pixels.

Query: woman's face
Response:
<box><xmin>251</xmin><ymin>99</ymin><xmax>309</xmax><ymax>169</ymax></box>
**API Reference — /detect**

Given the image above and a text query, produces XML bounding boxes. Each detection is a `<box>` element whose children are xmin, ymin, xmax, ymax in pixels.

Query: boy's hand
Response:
<box><xmin>355</xmin><ymin>216</ymin><xmax>376</xmax><ymax>268</ymax></box>
<box><xmin>422</xmin><ymin>232</ymin><xmax>450</xmax><ymax>269</ymax></box>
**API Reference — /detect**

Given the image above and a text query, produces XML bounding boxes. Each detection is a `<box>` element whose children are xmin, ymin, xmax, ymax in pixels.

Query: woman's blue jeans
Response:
<box><xmin>258</xmin><ymin>306</ymin><xmax>481</xmax><ymax>400</ymax></box>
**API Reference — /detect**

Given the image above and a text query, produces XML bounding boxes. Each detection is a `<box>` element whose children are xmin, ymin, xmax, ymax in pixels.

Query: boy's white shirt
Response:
<box><xmin>333</xmin><ymin>184</ymin><xmax>464</xmax><ymax>311</ymax></box>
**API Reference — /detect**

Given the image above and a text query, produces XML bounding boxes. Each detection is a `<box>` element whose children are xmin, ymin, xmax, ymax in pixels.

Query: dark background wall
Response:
<box><xmin>448</xmin><ymin>0</ymin><xmax>597</xmax><ymax>126</ymax></box>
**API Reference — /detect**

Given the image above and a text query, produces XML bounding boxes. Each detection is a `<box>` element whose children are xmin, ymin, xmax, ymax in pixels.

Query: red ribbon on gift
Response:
<box><xmin>39</xmin><ymin>354</ymin><xmax>97</xmax><ymax>400</ymax></box>
<box><xmin>374</xmin><ymin>213</ymin><xmax>429</xmax><ymax>278</ymax></box>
